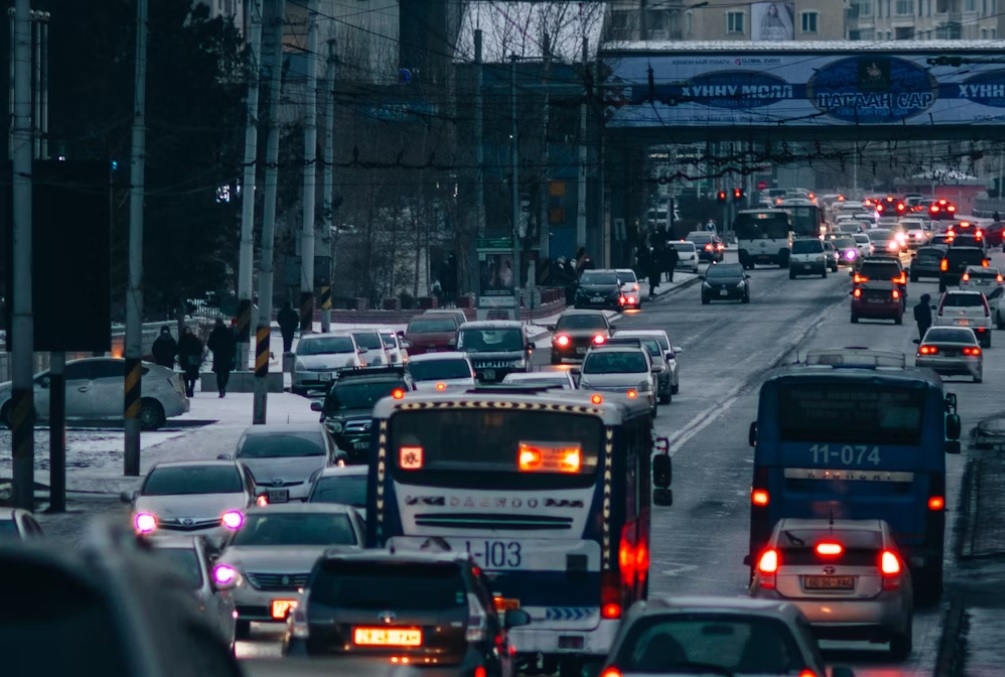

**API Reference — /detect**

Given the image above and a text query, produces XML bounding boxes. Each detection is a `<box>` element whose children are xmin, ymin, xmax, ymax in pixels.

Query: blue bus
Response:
<box><xmin>746</xmin><ymin>349</ymin><xmax>962</xmax><ymax>601</ymax></box>
<box><xmin>365</xmin><ymin>386</ymin><xmax>672</xmax><ymax>675</ymax></box>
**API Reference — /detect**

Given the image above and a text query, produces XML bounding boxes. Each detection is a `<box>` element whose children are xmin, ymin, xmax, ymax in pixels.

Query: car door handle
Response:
<box><xmin>77</xmin><ymin>387</ymin><xmax>89</xmax><ymax>392</ymax></box>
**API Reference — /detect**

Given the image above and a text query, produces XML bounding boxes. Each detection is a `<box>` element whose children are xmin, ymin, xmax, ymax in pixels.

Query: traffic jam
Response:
<box><xmin>4</xmin><ymin>191</ymin><xmax>998</xmax><ymax>677</ymax></box>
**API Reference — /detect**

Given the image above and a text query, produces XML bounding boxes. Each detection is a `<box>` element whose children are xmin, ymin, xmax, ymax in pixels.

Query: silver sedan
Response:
<box><xmin>915</xmin><ymin>326</ymin><xmax>983</xmax><ymax>383</ymax></box>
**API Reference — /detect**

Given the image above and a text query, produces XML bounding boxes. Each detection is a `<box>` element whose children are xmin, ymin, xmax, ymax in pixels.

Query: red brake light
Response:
<box><xmin>880</xmin><ymin>550</ymin><xmax>902</xmax><ymax>590</ymax></box>
<box><xmin>852</xmin><ymin>288</ymin><xmax>862</xmax><ymax>298</ymax></box>
<box><xmin>555</xmin><ymin>335</ymin><xmax>570</xmax><ymax>347</ymax></box>
<box><xmin>982</xmin><ymin>259</ymin><xmax>990</xmax><ymax>267</ymax></box>
<box><xmin>704</xmin><ymin>243</ymin><xmax>713</xmax><ymax>251</ymax></box>
<box><xmin>853</xmin><ymin>273</ymin><xmax>867</xmax><ymax>283</ymax></box>
<box><xmin>928</xmin><ymin>496</ymin><xmax>946</xmax><ymax>511</ymax></box>
<box><xmin>601</xmin><ymin>571</ymin><xmax>621</xmax><ymax>619</ymax></box>
<box><xmin>963</xmin><ymin>346</ymin><xmax>982</xmax><ymax>356</ymax></box>
<box><xmin>618</xmin><ymin>296</ymin><xmax>626</xmax><ymax>305</ymax></box>
<box><xmin>757</xmin><ymin>548</ymin><xmax>780</xmax><ymax>588</ymax></box>
<box><xmin>474</xmin><ymin>667</ymin><xmax>487</xmax><ymax>677</ymax></box>
<box><xmin>815</xmin><ymin>542</ymin><xmax>843</xmax><ymax>557</ymax></box>
<box><xmin>751</xmin><ymin>489</ymin><xmax>769</xmax><ymax>506</ymax></box>
<box><xmin>896</xmin><ymin>272</ymin><xmax>906</xmax><ymax>284</ymax></box>
<box><xmin>391</xmin><ymin>388</ymin><xmax>405</xmax><ymax>400</ymax></box>
<box><xmin>940</xmin><ymin>259</ymin><xmax>948</xmax><ymax>272</ymax></box>
<box><xmin>600</xmin><ymin>669</ymin><xmax>623</xmax><ymax>677</ymax></box>
<box><xmin>948</xmin><ymin>205</ymin><xmax>956</xmax><ymax>212</ymax></box>
<box><xmin>962</xmin><ymin>272</ymin><xmax>970</xmax><ymax>281</ymax></box>
<box><xmin>593</xmin><ymin>334</ymin><xmax>606</xmax><ymax>345</ymax></box>
<box><xmin>919</xmin><ymin>345</ymin><xmax>939</xmax><ymax>355</ymax></box>
<box><xmin>799</xmin><ymin>671</ymin><xmax>820</xmax><ymax>677</ymax></box>
<box><xmin>892</xmin><ymin>289</ymin><xmax>900</xmax><ymax>300</ymax></box>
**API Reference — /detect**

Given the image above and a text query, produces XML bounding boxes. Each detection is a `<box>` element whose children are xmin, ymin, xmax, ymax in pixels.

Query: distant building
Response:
<box><xmin>849</xmin><ymin>0</ymin><xmax>998</xmax><ymax>41</ymax></box>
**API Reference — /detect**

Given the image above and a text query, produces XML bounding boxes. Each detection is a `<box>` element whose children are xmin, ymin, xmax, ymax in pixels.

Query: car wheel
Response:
<box><xmin>659</xmin><ymin>390</ymin><xmax>671</xmax><ymax>405</ymax></box>
<box><xmin>890</xmin><ymin>623</ymin><xmax>913</xmax><ymax>661</ymax></box>
<box><xmin>741</xmin><ymin>292</ymin><xmax>750</xmax><ymax>304</ymax></box>
<box><xmin>997</xmin><ymin>312</ymin><xmax>1005</xmax><ymax>330</ymax></box>
<box><xmin>789</xmin><ymin>272</ymin><xmax>796</xmax><ymax>280</ymax></box>
<box><xmin>910</xmin><ymin>272</ymin><xmax>919</xmax><ymax>282</ymax></box>
<box><xmin>235</xmin><ymin>620</ymin><xmax>252</xmax><ymax>641</ymax></box>
<box><xmin>139</xmin><ymin>399</ymin><xmax>166</xmax><ymax>430</ymax></box>
<box><xmin>895</xmin><ymin>314</ymin><xmax>903</xmax><ymax>325</ymax></box>
<box><xmin>671</xmin><ymin>384</ymin><xmax>679</xmax><ymax>395</ymax></box>
<box><xmin>975</xmin><ymin>372</ymin><xmax>983</xmax><ymax>383</ymax></box>
<box><xmin>701</xmin><ymin>295</ymin><xmax>710</xmax><ymax>305</ymax></box>
<box><xmin>821</xmin><ymin>269</ymin><xmax>827</xmax><ymax>279</ymax></box>
<box><xmin>851</xmin><ymin>313</ymin><xmax>859</xmax><ymax>324</ymax></box>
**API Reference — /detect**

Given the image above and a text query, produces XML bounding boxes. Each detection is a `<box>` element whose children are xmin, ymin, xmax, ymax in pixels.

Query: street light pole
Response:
<box><xmin>510</xmin><ymin>54</ymin><xmax>521</xmax><ymax>319</ymax></box>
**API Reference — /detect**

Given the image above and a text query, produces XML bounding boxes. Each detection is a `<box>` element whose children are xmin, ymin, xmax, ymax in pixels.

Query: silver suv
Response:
<box><xmin>934</xmin><ymin>289</ymin><xmax>992</xmax><ymax>347</ymax></box>
<box><xmin>788</xmin><ymin>238</ymin><xmax>828</xmax><ymax>279</ymax></box>
<box><xmin>578</xmin><ymin>345</ymin><xmax>657</xmax><ymax>417</ymax></box>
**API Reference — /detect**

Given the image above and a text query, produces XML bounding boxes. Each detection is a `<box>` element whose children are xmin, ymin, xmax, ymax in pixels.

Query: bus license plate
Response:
<box><xmin>482</xmin><ymin>370</ymin><xmax>496</xmax><ymax>381</ymax></box>
<box><xmin>803</xmin><ymin>575</ymin><xmax>854</xmax><ymax>591</ymax></box>
<box><xmin>455</xmin><ymin>539</ymin><xmax>523</xmax><ymax>569</ymax></box>
<box><xmin>271</xmin><ymin>599</ymin><xmax>298</xmax><ymax>619</ymax></box>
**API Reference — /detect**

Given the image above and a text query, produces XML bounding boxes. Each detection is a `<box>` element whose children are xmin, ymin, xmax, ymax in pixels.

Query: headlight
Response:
<box><xmin>817</xmin><ymin>255</ymin><xmax>826</xmax><ymax>262</ymax></box>
<box><xmin>294</xmin><ymin>358</ymin><xmax>306</xmax><ymax>371</ymax></box>
<box><xmin>134</xmin><ymin>513</ymin><xmax>157</xmax><ymax>533</ymax></box>
<box><xmin>328</xmin><ymin>420</ymin><xmax>343</xmax><ymax>433</ymax></box>
<box><xmin>579</xmin><ymin>380</ymin><xmax>591</xmax><ymax>389</ymax></box>
<box><xmin>638</xmin><ymin>381</ymin><xmax>652</xmax><ymax>392</ymax></box>
<box><xmin>510</xmin><ymin>359</ymin><xmax>526</xmax><ymax>369</ymax></box>
<box><xmin>702</xmin><ymin>281</ymin><xmax>711</xmax><ymax>289</ymax></box>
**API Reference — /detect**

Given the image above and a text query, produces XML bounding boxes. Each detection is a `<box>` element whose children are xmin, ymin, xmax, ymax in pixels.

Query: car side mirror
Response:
<box><xmin>545</xmin><ymin>324</ymin><xmax>556</xmax><ymax>332</ymax></box>
<box><xmin>216</xmin><ymin>453</ymin><xmax>233</xmax><ymax>460</ymax></box>
<box><xmin>745</xmin><ymin>274</ymin><xmax>751</xmax><ymax>279</ymax></box>
<box><xmin>504</xmin><ymin>609</ymin><xmax>531</xmax><ymax>629</ymax></box>
<box><xmin>310</xmin><ymin>401</ymin><xmax>323</xmax><ymax>412</ymax></box>
<box><xmin>945</xmin><ymin>392</ymin><xmax>957</xmax><ymax>412</ymax></box>
<box><xmin>831</xmin><ymin>667</ymin><xmax>856</xmax><ymax>677</ymax></box>
<box><xmin>665</xmin><ymin>351</ymin><xmax>675</xmax><ymax>361</ymax></box>
<box><xmin>652</xmin><ymin>452</ymin><xmax>672</xmax><ymax>488</ymax></box>
<box><xmin>358</xmin><ymin>347</ymin><xmax>368</xmax><ymax>354</ymax></box>
<box><xmin>748</xmin><ymin>422</ymin><xmax>757</xmax><ymax>447</ymax></box>
<box><xmin>946</xmin><ymin>413</ymin><xmax>962</xmax><ymax>441</ymax></box>
<box><xmin>401</xmin><ymin>340</ymin><xmax>412</xmax><ymax>349</ymax></box>
<box><xmin>119</xmin><ymin>490</ymin><xmax>136</xmax><ymax>504</ymax></box>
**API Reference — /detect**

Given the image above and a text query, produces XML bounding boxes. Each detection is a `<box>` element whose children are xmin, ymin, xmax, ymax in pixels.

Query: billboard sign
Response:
<box><xmin>751</xmin><ymin>3</ymin><xmax>794</xmax><ymax>42</ymax></box>
<box><xmin>604</xmin><ymin>50</ymin><xmax>1005</xmax><ymax>127</ymax></box>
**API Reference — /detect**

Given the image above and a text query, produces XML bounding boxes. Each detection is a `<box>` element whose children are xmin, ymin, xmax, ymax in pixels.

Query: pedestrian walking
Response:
<box><xmin>913</xmin><ymin>293</ymin><xmax>933</xmax><ymax>343</ymax></box>
<box><xmin>151</xmin><ymin>326</ymin><xmax>177</xmax><ymax>369</ymax></box>
<box><xmin>277</xmin><ymin>302</ymin><xmax>299</xmax><ymax>353</ymax></box>
<box><xmin>647</xmin><ymin>248</ymin><xmax>661</xmax><ymax>299</ymax></box>
<box><xmin>207</xmin><ymin>318</ymin><xmax>237</xmax><ymax>398</ymax></box>
<box><xmin>663</xmin><ymin>244</ymin><xmax>679</xmax><ymax>283</ymax></box>
<box><xmin>994</xmin><ymin>210</ymin><xmax>1001</xmax><ymax>223</ymax></box>
<box><xmin>177</xmin><ymin>326</ymin><xmax>204</xmax><ymax>397</ymax></box>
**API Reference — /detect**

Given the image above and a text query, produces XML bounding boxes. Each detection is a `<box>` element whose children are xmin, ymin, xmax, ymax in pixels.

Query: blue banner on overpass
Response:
<box><xmin>604</xmin><ymin>49</ymin><xmax>1005</xmax><ymax>127</ymax></box>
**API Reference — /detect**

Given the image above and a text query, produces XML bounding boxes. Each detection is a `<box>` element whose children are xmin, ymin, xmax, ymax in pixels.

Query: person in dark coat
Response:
<box><xmin>647</xmin><ymin>248</ymin><xmax>661</xmax><ymax>299</ymax></box>
<box><xmin>151</xmin><ymin>326</ymin><xmax>177</xmax><ymax>369</ymax></box>
<box><xmin>914</xmin><ymin>293</ymin><xmax>933</xmax><ymax>343</ymax></box>
<box><xmin>277</xmin><ymin>302</ymin><xmax>299</xmax><ymax>353</ymax></box>
<box><xmin>994</xmin><ymin>210</ymin><xmax>1001</xmax><ymax>223</ymax></box>
<box><xmin>663</xmin><ymin>244</ymin><xmax>680</xmax><ymax>283</ymax></box>
<box><xmin>207</xmin><ymin>318</ymin><xmax>237</xmax><ymax>398</ymax></box>
<box><xmin>177</xmin><ymin>326</ymin><xmax>204</xmax><ymax>397</ymax></box>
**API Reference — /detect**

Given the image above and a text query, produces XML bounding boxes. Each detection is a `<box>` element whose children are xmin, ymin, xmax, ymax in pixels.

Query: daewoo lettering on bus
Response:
<box><xmin>365</xmin><ymin>386</ymin><xmax>672</xmax><ymax>677</ymax></box>
<box><xmin>745</xmin><ymin>348</ymin><xmax>961</xmax><ymax>603</ymax></box>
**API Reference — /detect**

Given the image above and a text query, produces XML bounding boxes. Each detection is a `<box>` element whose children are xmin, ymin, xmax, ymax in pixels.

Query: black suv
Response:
<box><xmin>311</xmin><ymin>367</ymin><xmax>416</xmax><ymax>463</ymax></box>
<box><xmin>940</xmin><ymin>246</ymin><xmax>989</xmax><ymax>292</ymax></box>
<box><xmin>549</xmin><ymin>309</ymin><xmax>613</xmax><ymax>365</ymax></box>
<box><xmin>854</xmin><ymin>256</ymin><xmax>907</xmax><ymax>303</ymax></box>
<box><xmin>458</xmin><ymin>320</ymin><xmax>532</xmax><ymax>383</ymax></box>
<box><xmin>686</xmin><ymin>231</ymin><xmax>725</xmax><ymax>263</ymax></box>
<box><xmin>283</xmin><ymin>550</ymin><xmax>531</xmax><ymax>674</ymax></box>
<box><xmin>574</xmin><ymin>269</ymin><xmax>624</xmax><ymax>310</ymax></box>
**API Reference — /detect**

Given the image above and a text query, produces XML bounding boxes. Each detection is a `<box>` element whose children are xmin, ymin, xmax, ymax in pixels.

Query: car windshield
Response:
<box><xmin>351</xmin><ymin>333</ymin><xmax>383</xmax><ymax>350</ymax></box>
<box><xmin>859</xmin><ymin>263</ymin><xmax>900</xmax><ymax>278</ymax></box>
<box><xmin>0</xmin><ymin>520</ymin><xmax>18</xmax><ymax>540</ymax></box>
<box><xmin>618</xmin><ymin>270</ymin><xmax>638</xmax><ymax>283</ymax></box>
<box><xmin>298</xmin><ymin>336</ymin><xmax>355</xmax><ymax>356</ymax></box>
<box><xmin>556</xmin><ymin>314</ymin><xmax>607</xmax><ymax>331</ymax></box>
<box><xmin>917</xmin><ymin>248</ymin><xmax>943</xmax><ymax>259</ymax></box>
<box><xmin>854</xmin><ymin>234</ymin><xmax>870</xmax><ymax>243</ymax></box>
<box><xmin>583</xmin><ymin>351</ymin><xmax>647</xmax><ymax>374</ymax></box>
<box><xmin>407</xmin><ymin>318</ymin><xmax>456</xmax><ymax>333</ymax></box>
<box><xmin>142</xmin><ymin>465</ymin><xmax>243</xmax><ymax>496</ymax></box>
<box><xmin>870</xmin><ymin>229</ymin><xmax>893</xmax><ymax>241</ymax></box>
<box><xmin>308</xmin><ymin>475</ymin><xmax>368</xmax><ymax>507</ymax></box>
<box><xmin>687</xmin><ymin>234</ymin><xmax>712</xmax><ymax>244</ymax></box>
<box><xmin>925</xmin><ymin>328</ymin><xmax>978</xmax><ymax>343</ymax></box>
<box><xmin>237</xmin><ymin>431</ymin><xmax>325</xmax><ymax>458</ymax></box>
<box><xmin>791</xmin><ymin>240</ymin><xmax>822</xmax><ymax>254</ymax></box>
<box><xmin>327</xmin><ymin>381</ymin><xmax>402</xmax><ymax>411</ymax></box>
<box><xmin>674</xmin><ymin>242</ymin><xmax>696</xmax><ymax>252</ymax></box>
<box><xmin>155</xmin><ymin>547</ymin><xmax>203</xmax><ymax>589</ymax></box>
<box><xmin>230</xmin><ymin>512</ymin><xmax>356</xmax><ymax>546</ymax></box>
<box><xmin>408</xmin><ymin>359</ymin><xmax>472</xmax><ymax>381</ymax></box>
<box><xmin>614</xmin><ymin>615</ymin><xmax>804</xmax><ymax>674</ymax></box>
<box><xmin>706</xmin><ymin>265</ymin><xmax>743</xmax><ymax>279</ymax></box>
<box><xmin>580</xmin><ymin>272</ymin><xmax>618</xmax><ymax>285</ymax></box>
<box><xmin>942</xmin><ymin>294</ymin><xmax>984</xmax><ymax>307</ymax></box>
<box><xmin>832</xmin><ymin>237</ymin><xmax>855</xmax><ymax>248</ymax></box>
<box><xmin>313</xmin><ymin>561</ymin><xmax>465</xmax><ymax>610</ymax></box>
<box><xmin>457</xmin><ymin>328</ymin><xmax>523</xmax><ymax>352</ymax></box>
<box><xmin>947</xmin><ymin>249</ymin><xmax>986</xmax><ymax>264</ymax></box>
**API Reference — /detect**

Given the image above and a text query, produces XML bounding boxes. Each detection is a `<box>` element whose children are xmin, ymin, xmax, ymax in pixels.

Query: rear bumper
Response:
<box><xmin>790</xmin><ymin>260</ymin><xmax>827</xmax><ymax>274</ymax></box>
<box><xmin>915</xmin><ymin>355</ymin><xmax>982</xmax><ymax>376</ymax></box>
<box><xmin>753</xmin><ymin>593</ymin><xmax>910</xmax><ymax>638</ymax></box>
<box><xmin>509</xmin><ymin>618</ymin><xmax>619</xmax><ymax>659</ymax></box>
<box><xmin>851</xmin><ymin>301</ymin><xmax>902</xmax><ymax>319</ymax></box>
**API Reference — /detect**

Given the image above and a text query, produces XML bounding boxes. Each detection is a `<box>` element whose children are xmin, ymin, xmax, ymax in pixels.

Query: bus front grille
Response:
<box><xmin>415</xmin><ymin>513</ymin><xmax>573</xmax><ymax>530</ymax></box>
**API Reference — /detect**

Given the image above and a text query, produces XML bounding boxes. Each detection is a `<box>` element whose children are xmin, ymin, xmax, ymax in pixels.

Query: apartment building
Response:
<box><xmin>847</xmin><ymin>0</ymin><xmax>999</xmax><ymax>40</ymax></box>
<box><xmin>605</xmin><ymin>0</ymin><xmax>845</xmax><ymax>42</ymax></box>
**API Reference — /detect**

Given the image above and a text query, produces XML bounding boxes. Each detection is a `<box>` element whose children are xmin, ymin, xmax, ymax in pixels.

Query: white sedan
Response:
<box><xmin>0</xmin><ymin>357</ymin><xmax>188</xmax><ymax>430</ymax></box>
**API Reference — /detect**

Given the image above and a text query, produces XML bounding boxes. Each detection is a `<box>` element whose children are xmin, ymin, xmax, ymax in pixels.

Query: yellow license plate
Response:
<box><xmin>803</xmin><ymin>575</ymin><xmax>855</xmax><ymax>590</ymax></box>
<box><xmin>353</xmin><ymin>627</ymin><xmax>423</xmax><ymax>647</ymax></box>
<box><xmin>494</xmin><ymin>597</ymin><xmax>521</xmax><ymax>612</ymax></box>
<box><xmin>270</xmin><ymin>599</ymin><xmax>298</xmax><ymax>620</ymax></box>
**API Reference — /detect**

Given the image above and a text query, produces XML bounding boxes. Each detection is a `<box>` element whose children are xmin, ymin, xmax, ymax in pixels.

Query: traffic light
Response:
<box><xmin>733</xmin><ymin>188</ymin><xmax>744</xmax><ymax>200</ymax></box>
<box><xmin>717</xmin><ymin>190</ymin><xmax>727</xmax><ymax>203</ymax></box>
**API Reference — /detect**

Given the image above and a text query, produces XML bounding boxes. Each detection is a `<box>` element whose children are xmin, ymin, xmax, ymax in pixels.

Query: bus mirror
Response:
<box><xmin>653</xmin><ymin>488</ymin><xmax>673</xmax><ymax>507</ymax></box>
<box><xmin>653</xmin><ymin>454</ymin><xmax>672</xmax><ymax>488</ymax></box>
<box><xmin>945</xmin><ymin>392</ymin><xmax>957</xmax><ymax>413</ymax></box>
<box><xmin>946</xmin><ymin>440</ymin><xmax>962</xmax><ymax>455</ymax></box>
<box><xmin>946</xmin><ymin>413</ymin><xmax>961</xmax><ymax>441</ymax></box>
<box><xmin>748</xmin><ymin>422</ymin><xmax>757</xmax><ymax>447</ymax></box>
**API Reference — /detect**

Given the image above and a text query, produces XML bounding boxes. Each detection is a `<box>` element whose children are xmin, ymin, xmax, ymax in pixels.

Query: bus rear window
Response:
<box><xmin>776</xmin><ymin>383</ymin><xmax>926</xmax><ymax>445</ymax></box>
<box><xmin>388</xmin><ymin>410</ymin><xmax>602</xmax><ymax>488</ymax></box>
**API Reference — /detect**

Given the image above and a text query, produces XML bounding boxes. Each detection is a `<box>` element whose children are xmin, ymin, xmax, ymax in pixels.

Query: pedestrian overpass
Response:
<box><xmin>601</xmin><ymin>41</ymin><xmax>1005</xmax><ymax>143</ymax></box>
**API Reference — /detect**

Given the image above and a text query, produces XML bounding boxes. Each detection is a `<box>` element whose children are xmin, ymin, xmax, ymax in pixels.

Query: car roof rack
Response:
<box><xmin>803</xmin><ymin>348</ymin><xmax>906</xmax><ymax>368</ymax></box>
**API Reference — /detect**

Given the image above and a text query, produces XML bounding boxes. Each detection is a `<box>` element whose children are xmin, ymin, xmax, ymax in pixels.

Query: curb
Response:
<box><xmin>645</xmin><ymin>276</ymin><xmax>703</xmax><ymax>303</ymax></box>
<box><xmin>933</xmin><ymin>597</ymin><xmax>969</xmax><ymax>677</ymax></box>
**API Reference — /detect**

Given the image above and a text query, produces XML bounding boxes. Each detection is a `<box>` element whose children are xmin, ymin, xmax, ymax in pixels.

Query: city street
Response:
<box><xmin>26</xmin><ymin>248</ymin><xmax>1005</xmax><ymax>676</ymax></box>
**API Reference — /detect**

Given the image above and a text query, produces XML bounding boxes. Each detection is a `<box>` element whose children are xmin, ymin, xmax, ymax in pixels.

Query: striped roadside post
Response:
<box><xmin>320</xmin><ymin>285</ymin><xmax>331</xmax><ymax>332</ymax></box>
<box><xmin>253</xmin><ymin>324</ymin><xmax>270</xmax><ymax>423</ymax></box>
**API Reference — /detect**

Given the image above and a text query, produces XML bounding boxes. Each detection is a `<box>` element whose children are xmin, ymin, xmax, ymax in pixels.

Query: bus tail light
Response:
<box><xmin>757</xmin><ymin>548</ymin><xmax>779</xmax><ymax>589</ymax></box>
<box><xmin>962</xmin><ymin>272</ymin><xmax>970</xmax><ymax>282</ymax></box>
<box><xmin>892</xmin><ymin>289</ymin><xmax>900</xmax><ymax>300</ymax></box>
<box><xmin>852</xmin><ymin>288</ymin><xmax>862</xmax><ymax>298</ymax></box>
<box><xmin>601</xmin><ymin>571</ymin><xmax>622</xmax><ymax>619</ymax></box>
<box><xmin>880</xmin><ymin>550</ymin><xmax>902</xmax><ymax>589</ymax></box>
<box><xmin>940</xmin><ymin>259</ymin><xmax>948</xmax><ymax>272</ymax></box>
<box><xmin>928</xmin><ymin>496</ymin><xmax>945</xmax><ymax>510</ymax></box>
<box><xmin>751</xmin><ymin>489</ymin><xmax>769</xmax><ymax>506</ymax></box>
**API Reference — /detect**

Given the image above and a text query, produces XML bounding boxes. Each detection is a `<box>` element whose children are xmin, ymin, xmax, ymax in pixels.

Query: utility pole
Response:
<box><xmin>299</xmin><ymin>0</ymin><xmax>318</xmax><ymax>334</ymax></box>
<box><xmin>39</xmin><ymin>10</ymin><xmax>47</xmax><ymax>159</ymax></box>
<box><xmin>253</xmin><ymin>0</ymin><xmax>286</xmax><ymax>424</ymax></box>
<box><xmin>474</xmin><ymin>30</ymin><xmax>484</xmax><ymax>236</ymax></box>
<box><xmin>510</xmin><ymin>54</ymin><xmax>521</xmax><ymax>318</ymax></box>
<box><xmin>123</xmin><ymin>0</ymin><xmax>148</xmax><ymax>477</ymax></box>
<box><xmin>236</xmin><ymin>0</ymin><xmax>262</xmax><ymax>371</ymax></box>
<box><xmin>538</xmin><ymin>33</ymin><xmax>551</xmax><ymax>262</ymax></box>
<box><xmin>320</xmin><ymin>36</ymin><xmax>335</xmax><ymax>333</ymax></box>
<box><xmin>575</xmin><ymin>36</ymin><xmax>589</xmax><ymax>250</ymax></box>
<box><xmin>10</xmin><ymin>0</ymin><xmax>34</xmax><ymax>510</ymax></box>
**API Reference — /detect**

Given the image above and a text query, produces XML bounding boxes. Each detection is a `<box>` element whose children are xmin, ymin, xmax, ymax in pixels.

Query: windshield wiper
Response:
<box><xmin>783</xmin><ymin>530</ymin><xmax>805</xmax><ymax>546</ymax></box>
